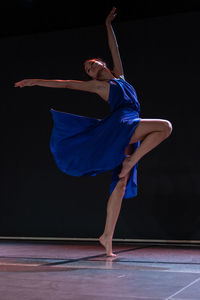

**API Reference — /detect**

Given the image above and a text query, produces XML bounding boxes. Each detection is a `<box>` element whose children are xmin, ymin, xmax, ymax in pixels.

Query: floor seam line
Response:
<box><xmin>42</xmin><ymin>246</ymin><xmax>151</xmax><ymax>266</ymax></box>
<box><xmin>165</xmin><ymin>276</ymin><xmax>200</xmax><ymax>299</ymax></box>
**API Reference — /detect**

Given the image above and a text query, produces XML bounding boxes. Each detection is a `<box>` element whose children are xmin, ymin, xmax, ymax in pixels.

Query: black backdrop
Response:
<box><xmin>1</xmin><ymin>11</ymin><xmax>199</xmax><ymax>240</ymax></box>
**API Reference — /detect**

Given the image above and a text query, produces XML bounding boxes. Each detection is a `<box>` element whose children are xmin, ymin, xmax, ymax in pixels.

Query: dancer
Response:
<box><xmin>14</xmin><ymin>7</ymin><xmax>172</xmax><ymax>257</ymax></box>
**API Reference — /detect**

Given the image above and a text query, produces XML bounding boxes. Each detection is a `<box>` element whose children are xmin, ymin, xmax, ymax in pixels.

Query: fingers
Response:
<box><xmin>14</xmin><ymin>79</ymin><xmax>35</xmax><ymax>87</ymax></box>
<box><xmin>111</xmin><ymin>7</ymin><xmax>116</xmax><ymax>14</ymax></box>
<box><xmin>111</xmin><ymin>6</ymin><xmax>117</xmax><ymax>15</ymax></box>
<box><xmin>14</xmin><ymin>82</ymin><xmax>20</xmax><ymax>87</ymax></box>
<box><xmin>109</xmin><ymin>7</ymin><xmax>116</xmax><ymax>17</ymax></box>
<box><xmin>14</xmin><ymin>80</ymin><xmax>25</xmax><ymax>88</ymax></box>
<box><xmin>14</xmin><ymin>81</ymin><xmax>23</xmax><ymax>88</ymax></box>
<box><xmin>106</xmin><ymin>6</ymin><xmax>117</xmax><ymax>23</ymax></box>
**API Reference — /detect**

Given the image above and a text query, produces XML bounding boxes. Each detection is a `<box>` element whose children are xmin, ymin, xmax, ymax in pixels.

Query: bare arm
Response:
<box><xmin>14</xmin><ymin>78</ymin><xmax>109</xmax><ymax>101</ymax></box>
<box><xmin>36</xmin><ymin>79</ymin><xmax>99</xmax><ymax>91</ymax></box>
<box><xmin>105</xmin><ymin>7</ymin><xmax>124</xmax><ymax>78</ymax></box>
<box><xmin>36</xmin><ymin>79</ymin><xmax>69</xmax><ymax>88</ymax></box>
<box><xmin>14</xmin><ymin>78</ymin><xmax>103</xmax><ymax>94</ymax></box>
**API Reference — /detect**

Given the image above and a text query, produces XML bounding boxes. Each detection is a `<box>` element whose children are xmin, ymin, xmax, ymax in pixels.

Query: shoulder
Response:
<box><xmin>95</xmin><ymin>77</ymin><xmax>123</xmax><ymax>102</ymax></box>
<box><xmin>111</xmin><ymin>70</ymin><xmax>125</xmax><ymax>81</ymax></box>
<box><xmin>83</xmin><ymin>79</ymin><xmax>109</xmax><ymax>91</ymax></box>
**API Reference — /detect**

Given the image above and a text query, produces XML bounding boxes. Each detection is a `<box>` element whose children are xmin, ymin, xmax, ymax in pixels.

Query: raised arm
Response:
<box><xmin>105</xmin><ymin>7</ymin><xmax>124</xmax><ymax>79</ymax></box>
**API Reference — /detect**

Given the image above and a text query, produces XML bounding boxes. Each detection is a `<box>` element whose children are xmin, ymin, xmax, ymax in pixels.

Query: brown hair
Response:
<box><xmin>83</xmin><ymin>57</ymin><xmax>107</xmax><ymax>69</ymax></box>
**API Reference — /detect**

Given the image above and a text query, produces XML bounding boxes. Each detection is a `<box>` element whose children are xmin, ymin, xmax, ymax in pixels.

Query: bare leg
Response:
<box><xmin>99</xmin><ymin>145</ymin><xmax>132</xmax><ymax>257</ymax></box>
<box><xmin>99</xmin><ymin>173</ymin><xmax>130</xmax><ymax>257</ymax></box>
<box><xmin>119</xmin><ymin>119</ymin><xmax>172</xmax><ymax>178</ymax></box>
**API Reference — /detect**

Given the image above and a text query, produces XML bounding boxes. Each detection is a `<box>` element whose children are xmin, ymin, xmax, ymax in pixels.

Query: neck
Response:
<box><xmin>96</xmin><ymin>68</ymin><xmax>116</xmax><ymax>81</ymax></box>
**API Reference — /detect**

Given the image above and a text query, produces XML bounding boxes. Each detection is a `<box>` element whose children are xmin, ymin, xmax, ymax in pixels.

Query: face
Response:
<box><xmin>84</xmin><ymin>59</ymin><xmax>105</xmax><ymax>79</ymax></box>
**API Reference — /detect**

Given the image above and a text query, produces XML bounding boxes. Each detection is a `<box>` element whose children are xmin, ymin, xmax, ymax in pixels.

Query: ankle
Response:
<box><xmin>101</xmin><ymin>233</ymin><xmax>112</xmax><ymax>240</ymax></box>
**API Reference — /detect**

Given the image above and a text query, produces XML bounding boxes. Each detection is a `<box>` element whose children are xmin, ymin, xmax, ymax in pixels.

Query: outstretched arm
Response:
<box><xmin>105</xmin><ymin>7</ymin><xmax>124</xmax><ymax>79</ymax></box>
<box><xmin>14</xmin><ymin>78</ymin><xmax>104</xmax><ymax>94</ymax></box>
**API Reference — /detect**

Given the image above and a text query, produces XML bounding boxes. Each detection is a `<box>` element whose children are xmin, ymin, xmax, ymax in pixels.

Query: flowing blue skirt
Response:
<box><xmin>49</xmin><ymin>107</ymin><xmax>141</xmax><ymax>198</ymax></box>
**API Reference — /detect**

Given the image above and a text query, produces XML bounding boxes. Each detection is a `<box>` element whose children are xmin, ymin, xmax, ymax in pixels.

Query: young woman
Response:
<box><xmin>14</xmin><ymin>7</ymin><xmax>172</xmax><ymax>257</ymax></box>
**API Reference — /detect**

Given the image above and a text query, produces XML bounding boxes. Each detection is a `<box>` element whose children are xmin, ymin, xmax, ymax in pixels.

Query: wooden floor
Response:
<box><xmin>0</xmin><ymin>240</ymin><xmax>200</xmax><ymax>299</ymax></box>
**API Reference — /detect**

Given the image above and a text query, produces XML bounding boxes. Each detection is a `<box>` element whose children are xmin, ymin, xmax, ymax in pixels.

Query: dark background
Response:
<box><xmin>1</xmin><ymin>0</ymin><xmax>200</xmax><ymax>38</ymax></box>
<box><xmin>0</xmin><ymin>1</ymin><xmax>200</xmax><ymax>240</ymax></box>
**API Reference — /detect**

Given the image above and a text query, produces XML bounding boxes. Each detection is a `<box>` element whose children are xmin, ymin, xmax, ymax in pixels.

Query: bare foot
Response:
<box><xmin>118</xmin><ymin>156</ymin><xmax>134</xmax><ymax>178</ymax></box>
<box><xmin>99</xmin><ymin>235</ymin><xmax>116</xmax><ymax>257</ymax></box>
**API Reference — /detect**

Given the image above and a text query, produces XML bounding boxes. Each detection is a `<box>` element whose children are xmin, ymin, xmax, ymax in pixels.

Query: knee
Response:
<box><xmin>162</xmin><ymin>120</ymin><xmax>173</xmax><ymax>137</ymax></box>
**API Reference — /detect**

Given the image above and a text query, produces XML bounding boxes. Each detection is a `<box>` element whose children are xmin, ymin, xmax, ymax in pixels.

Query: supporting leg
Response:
<box><xmin>99</xmin><ymin>172</ymin><xmax>130</xmax><ymax>257</ymax></box>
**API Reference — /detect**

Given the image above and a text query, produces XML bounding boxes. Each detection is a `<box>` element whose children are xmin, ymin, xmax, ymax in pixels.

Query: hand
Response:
<box><xmin>106</xmin><ymin>7</ymin><xmax>117</xmax><ymax>25</ymax></box>
<box><xmin>14</xmin><ymin>79</ymin><xmax>38</xmax><ymax>88</ymax></box>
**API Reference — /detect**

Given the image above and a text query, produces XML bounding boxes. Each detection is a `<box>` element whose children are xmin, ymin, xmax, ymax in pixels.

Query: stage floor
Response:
<box><xmin>0</xmin><ymin>240</ymin><xmax>199</xmax><ymax>299</ymax></box>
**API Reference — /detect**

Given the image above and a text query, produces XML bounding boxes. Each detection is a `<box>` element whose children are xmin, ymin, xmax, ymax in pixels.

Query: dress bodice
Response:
<box><xmin>108</xmin><ymin>78</ymin><xmax>140</xmax><ymax>113</ymax></box>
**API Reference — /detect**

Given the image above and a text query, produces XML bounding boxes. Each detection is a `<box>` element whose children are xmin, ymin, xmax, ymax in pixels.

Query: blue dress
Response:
<box><xmin>49</xmin><ymin>78</ymin><xmax>141</xmax><ymax>199</ymax></box>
